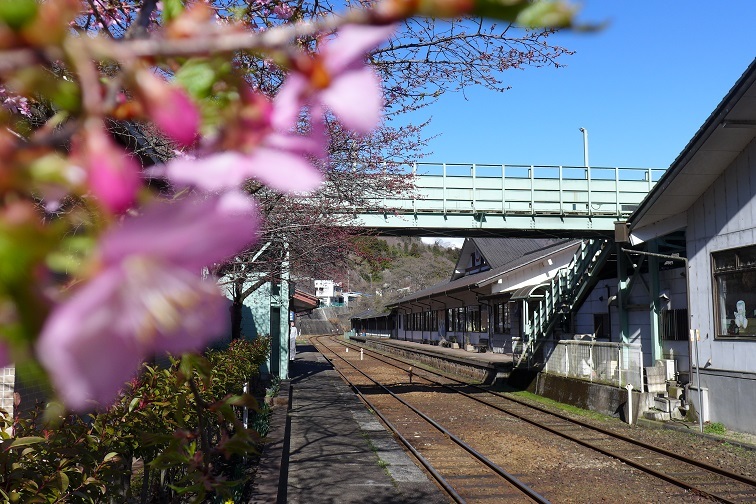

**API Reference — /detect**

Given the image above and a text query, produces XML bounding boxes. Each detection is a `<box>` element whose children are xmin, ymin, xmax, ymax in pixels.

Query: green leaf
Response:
<box><xmin>221</xmin><ymin>393</ymin><xmax>258</xmax><ymax>409</ymax></box>
<box><xmin>0</xmin><ymin>0</ymin><xmax>38</xmax><ymax>30</ymax></box>
<box><xmin>175</xmin><ymin>59</ymin><xmax>217</xmax><ymax>99</ymax></box>
<box><xmin>102</xmin><ymin>452</ymin><xmax>120</xmax><ymax>463</ymax></box>
<box><xmin>514</xmin><ymin>1</ymin><xmax>575</xmax><ymax>28</ymax></box>
<box><xmin>7</xmin><ymin>436</ymin><xmax>45</xmax><ymax>449</ymax></box>
<box><xmin>58</xmin><ymin>471</ymin><xmax>69</xmax><ymax>493</ymax></box>
<box><xmin>128</xmin><ymin>397</ymin><xmax>140</xmax><ymax>413</ymax></box>
<box><xmin>160</xmin><ymin>0</ymin><xmax>184</xmax><ymax>23</ymax></box>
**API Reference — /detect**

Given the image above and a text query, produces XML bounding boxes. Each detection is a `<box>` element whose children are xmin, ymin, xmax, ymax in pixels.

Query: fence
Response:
<box><xmin>543</xmin><ymin>339</ymin><xmax>644</xmax><ymax>391</ymax></box>
<box><xmin>513</xmin><ymin>338</ymin><xmax>644</xmax><ymax>391</ymax></box>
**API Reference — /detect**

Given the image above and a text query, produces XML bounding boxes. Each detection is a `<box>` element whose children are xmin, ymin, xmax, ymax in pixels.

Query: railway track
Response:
<box><xmin>316</xmin><ymin>335</ymin><xmax>756</xmax><ymax>504</ymax></box>
<box><xmin>312</xmin><ymin>335</ymin><xmax>551</xmax><ymax>503</ymax></box>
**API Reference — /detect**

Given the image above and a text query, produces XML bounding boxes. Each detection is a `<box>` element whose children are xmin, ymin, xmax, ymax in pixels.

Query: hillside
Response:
<box><xmin>345</xmin><ymin>236</ymin><xmax>459</xmax><ymax>315</ymax></box>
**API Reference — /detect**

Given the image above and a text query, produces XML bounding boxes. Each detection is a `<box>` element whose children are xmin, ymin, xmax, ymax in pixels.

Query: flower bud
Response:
<box><xmin>134</xmin><ymin>70</ymin><xmax>200</xmax><ymax>147</ymax></box>
<box><xmin>79</xmin><ymin>121</ymin><xmax>141</xmax><ymax>214</ymax></box>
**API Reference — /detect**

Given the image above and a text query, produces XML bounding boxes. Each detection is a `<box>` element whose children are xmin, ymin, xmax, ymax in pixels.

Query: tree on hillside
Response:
<box><xmin>346</xmin><ymin>237</ymin><xmax>457</xmax><ymax>314</ymax></box>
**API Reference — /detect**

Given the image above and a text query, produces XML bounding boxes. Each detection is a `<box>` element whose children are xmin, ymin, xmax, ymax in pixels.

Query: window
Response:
<box><xmin>661</xmin><ymin>309</ymin><xmax>688</xmax><ymax>341</ymax></box>
<box><xmin>494</xmin><ymin>302</ymin><xmax>512</xmax><ymax>334</ymax></box>
<box><xmin>713</xmin><ymin>245</ymin><xmax>756</xmax><ymax>338</ymax></box>
<box><xmin>480</xmin><ymin>305</ymin><xmax>489</xmax><ymax>332</ymax></box>
<box><xmin>466</xmin><ymin>305</ymin><xmax>481</xmax><ymax>332</ymax></box>
<box><xmin>593</xmin><ymin>313</ymin><xmax>610</xmax><ymax>339</ymax></box>
<box><xmin>450</xmin><ymin>307</ymin><xmax>465</xmax><ymax>332</ymax></box>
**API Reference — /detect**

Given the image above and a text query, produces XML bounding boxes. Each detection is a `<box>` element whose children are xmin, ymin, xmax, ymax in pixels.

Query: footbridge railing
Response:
<box><xmin>352</xmin><ymin>163</ymin><xmax>665</xmax><ymax>235</ymax></box>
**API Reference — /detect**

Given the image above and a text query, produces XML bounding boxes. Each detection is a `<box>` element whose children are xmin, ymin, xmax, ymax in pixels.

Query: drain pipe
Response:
<box><xmin>625</xmin><ymin>383</ymin><xmax>633</xmax><ymax>425</ymax></box>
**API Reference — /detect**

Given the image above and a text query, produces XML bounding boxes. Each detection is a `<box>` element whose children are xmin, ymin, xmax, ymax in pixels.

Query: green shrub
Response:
<box><xmin>704</xmin><ymin>422</ymin><xmax>727</xmax><ymax>436</ymax></box>
<box><xmin>0</xmin><ymin>336</ymin><xmax>271</xmax><ymax>503</ymax></box>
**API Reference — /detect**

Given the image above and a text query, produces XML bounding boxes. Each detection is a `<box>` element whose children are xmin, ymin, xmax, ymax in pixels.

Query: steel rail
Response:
<box><xmin>338</xmin><ymin>336</ymin><xmax>756</xmax><ymax>504</ymax></box>
<box><xmin>313</xmin><ymin>335</ymin><xmax>552</xmax><ymax>504</ymax></box>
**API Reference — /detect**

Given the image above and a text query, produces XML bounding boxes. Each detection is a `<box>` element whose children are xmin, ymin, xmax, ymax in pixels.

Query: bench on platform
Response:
<box><xmin>472</xmin><ymin>338</ymin><xmax>489</xmax><ymax>353</ymax></box>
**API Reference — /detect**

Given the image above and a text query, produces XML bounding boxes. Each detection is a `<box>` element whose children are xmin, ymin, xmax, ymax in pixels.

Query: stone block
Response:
<box><xmin>645</xmin><ymin>366</ymin><xmax>667</xmax><ymax>394</ymax></box>
<box><xmin>643</xmin><ymin>410</ymin><xmax>670</xmax><ymax>421</ymax></box>
<box><xmin>668</xmin><ymin>385</ymin><xmax>684</xmax><ymax>400</ymax></box>
<box><xmin>653</xmin><ymin>397</ymin><xmax>681</xmax><ymax>413</ymax></box>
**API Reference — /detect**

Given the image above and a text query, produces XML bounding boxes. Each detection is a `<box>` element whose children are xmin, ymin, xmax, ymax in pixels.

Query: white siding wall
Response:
<box><xmin>687</xmin><ymin>139</ymin><xmax>756</xmax><ymax>375</ymax></box>
<box><xmin>489</xmin><ymin>245</ymin><xmax>580</xmax><ymax>295</ymax></box>
<box><xmin>685</xmin><ymin>139</ymin><xmax>756</xmax><ymax>434</ymax></box>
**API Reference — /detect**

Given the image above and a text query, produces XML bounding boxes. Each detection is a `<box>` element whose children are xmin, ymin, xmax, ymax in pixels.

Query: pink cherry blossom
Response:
<box><xmin>36</xmin><ymin>192</ymin><xmax>258</xmax><ymax>410</ymax></box>
<box><xmin>80</xmin><ymin>122</ymin><xmax>142</xmax><ymax>214</ymax></box>
<box><xmin>154</xmin><ymin>90</ymin><xmax>325</xmax><ymax>194</ymax></box>
<box><xmin>273</xmin><ymin>24</ymin><xmax>395</xmax><ymax>134</ymax></box>
<box><xmin>135</xmin><ymin>70</ymin><xmax>200</xmax><ymax>147</ymax></box>
<box><xmin>159</xmin><ymin>149</ymin><xmax>323</xmax><ymax>194</ymax></box>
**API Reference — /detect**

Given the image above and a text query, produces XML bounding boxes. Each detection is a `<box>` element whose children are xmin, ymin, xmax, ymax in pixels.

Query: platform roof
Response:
<box><xmin>291</xmin><ymin>289</ymin><xmax>319</xmax><ymax>313</ymax></box>
<box><xmin>388</xmin><ymin>238</ymin><xmax>579</xmax><ymax>307</ymax></box>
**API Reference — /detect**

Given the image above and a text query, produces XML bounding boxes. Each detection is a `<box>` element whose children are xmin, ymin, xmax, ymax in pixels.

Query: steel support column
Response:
<box><xmin>616</xmin><ymin>243</ymin><xmax>630</xmax><ymax>344</ymax></box>
<box><xmin>648</xmin><ymin>240</ymin><xmax>663</xmax><ymax>363</ymax></box>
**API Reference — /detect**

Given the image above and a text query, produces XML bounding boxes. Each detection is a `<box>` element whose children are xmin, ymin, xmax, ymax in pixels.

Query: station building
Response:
<box><xmin>352</xmin><ymin>58</ymin><xmax>756</xmax><ymax>435</ymax></box>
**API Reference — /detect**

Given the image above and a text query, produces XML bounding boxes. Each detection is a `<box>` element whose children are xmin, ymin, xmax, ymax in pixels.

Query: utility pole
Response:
<box><xmin>579</xmin><ymin>127</ymin><xmax>590</xmax><ymax>167</ymax></box>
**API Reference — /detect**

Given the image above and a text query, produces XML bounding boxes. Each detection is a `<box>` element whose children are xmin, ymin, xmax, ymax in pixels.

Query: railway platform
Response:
<box><xmin>351</xmin><ymin>335</ymin><xmax>515</xmax><ymax>384</ymax></box>
<box><xmin>250</xmin><ymin>342</ymin><xmax>447</xmax><ymax>504</ymax></box>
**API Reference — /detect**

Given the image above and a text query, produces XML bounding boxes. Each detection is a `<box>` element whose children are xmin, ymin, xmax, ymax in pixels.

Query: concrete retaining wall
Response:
<box><xmin>531</xmin><ymin>372</ymin><xmax>655</xmax><ymax>423</ymax></box>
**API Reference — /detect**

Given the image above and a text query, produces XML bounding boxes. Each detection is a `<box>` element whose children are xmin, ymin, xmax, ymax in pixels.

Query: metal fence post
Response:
<box><xmin>618</xmin><ymin>346</ymin><xmax>623</xmax><ymax>388</ymax></box>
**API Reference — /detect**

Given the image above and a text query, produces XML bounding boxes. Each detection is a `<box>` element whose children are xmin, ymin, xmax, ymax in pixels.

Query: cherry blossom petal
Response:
<box><xmin>136</xmin><ymin>70</ymin><xmax>200</xmax><ymax>147</ymax></box>
<box><xmin>83</xmin><ymin>126</ymin><xmax>141</xmax><ymax>214</ymax></box>
<box><xmin>324</xmin><ymin>24</ymin><xmax>396</xmax><ymax>75</ymax></box>
<box><xmin>101</xmin><ymin>192</ymin><xmax>258</xmax><ymax>273</ymax></box>
<box><xmin>160</xmin><ymin>149</ymin><xmax>322</xmax><ymax>194</ymax></box>
<box><xmin>158</xmin><ymin>152</ymin><xmax>252</xmax><ymax>192</ymax></box>
<box><xmin>148</xmin><ymin>87</ymin><xmax>200</xmax><ymax>147</ymax></box>
<box><xmin>320</xmin><ymin>67</ymin><xmax>383</xmax><ymax>133</ymax></box>
<box><xmin>245</xmin><ymin>147</ymin><xmax>323</xmax><ymax>192</ymax></box>
<box><xmin>272</xmin><ymin>73</ymin><xmax>308</xmax><ymax>131</ymax></box>
<box><xmin>308</xmin><ymin>105</ymin><xmax>330</xmax><ymax>162</ymax></box>
<box><xmin>36</xmin><ymin>259</ymin><xmax>228</xmax><ymax>411</ymax></box>
<box><xmin>266</xmin><ymin>130</ymin><xmax>326</xmax><ymax>160</ymax></box>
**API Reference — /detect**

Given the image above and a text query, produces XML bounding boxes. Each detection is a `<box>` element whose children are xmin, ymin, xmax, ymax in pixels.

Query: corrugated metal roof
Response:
<box><xmin>473</xmin><ymin>237</ymin><xmax>564</xmax><ymax>269</ymax></box>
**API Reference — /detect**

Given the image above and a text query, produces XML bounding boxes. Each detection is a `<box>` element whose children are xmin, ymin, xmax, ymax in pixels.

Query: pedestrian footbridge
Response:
<box><xmin>351</xmin><ymin>163</ymin><xmax>665</xmax><ymax>237</ymax></box>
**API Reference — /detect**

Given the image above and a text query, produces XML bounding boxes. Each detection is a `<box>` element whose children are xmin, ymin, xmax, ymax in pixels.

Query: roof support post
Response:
<box><xmin>648</xmin><ymin>240</ymin><xmax>663</xmax><ymax>363</ymax></box>
<box><xmin>616</xmin><ymin>242</ymin><xmax>630</xmax><ymax>345</ymax></box>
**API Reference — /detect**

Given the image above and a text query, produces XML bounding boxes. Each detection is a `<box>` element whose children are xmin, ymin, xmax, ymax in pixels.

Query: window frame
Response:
<box><xmin>712</xmin><ymin>245</ymin><xmax>756</xmax><ymax>340</ymax></box>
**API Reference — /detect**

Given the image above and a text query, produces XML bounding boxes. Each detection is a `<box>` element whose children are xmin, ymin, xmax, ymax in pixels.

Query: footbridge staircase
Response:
<box><xmin>516</xmin><ymin>238</ymin><xmax>613</xmax><ymax>367</ymax></box>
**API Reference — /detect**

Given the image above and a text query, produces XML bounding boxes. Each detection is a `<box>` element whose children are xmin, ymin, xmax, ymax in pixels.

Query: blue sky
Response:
<box><xmin>415</xmin><ymin>1</ymin><xmax>755</xmax><ymax>170</ymax></box>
